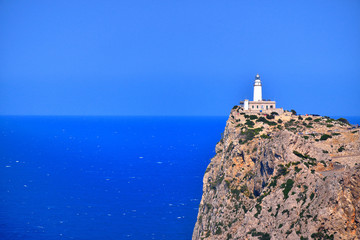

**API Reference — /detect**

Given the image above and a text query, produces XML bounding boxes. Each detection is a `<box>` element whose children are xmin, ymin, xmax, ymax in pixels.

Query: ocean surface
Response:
<box><xmin>1</xmin><ymin>116</ymin><xmax>359</xmax><ymax>240</ymax></box>
<box><xmin>0</xmin><ymin>116</ymin><xmax>227</xmax><ymax>240</ymax></box>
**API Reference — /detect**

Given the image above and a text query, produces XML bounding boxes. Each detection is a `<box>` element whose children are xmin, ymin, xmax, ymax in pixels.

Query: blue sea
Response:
<box><xmin>0</xmin><ymin>116</ymin><xmax>227</xmax><ymax>240</ymax></box>
<box><xmin>1</xmin><ymin>116</ymin><xmax>359</xmax><ymax>240</ymax></box>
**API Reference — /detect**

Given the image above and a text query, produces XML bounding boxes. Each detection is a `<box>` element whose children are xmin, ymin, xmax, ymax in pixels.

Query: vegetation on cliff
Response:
<box><xmin>193</xmin><ymin>108</ymin><xmax>360</xmax><ymax>240</ymax></box>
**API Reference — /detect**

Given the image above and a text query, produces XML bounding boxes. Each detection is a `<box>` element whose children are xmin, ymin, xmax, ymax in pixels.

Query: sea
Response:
<box><xmin>0</xmin><ymin>116</ymin><xmax>227</xmax><ymax>240</ymax></box>
<box><xmin>0</xmin><ymin>116</ymin><xmax>359</xmax><ymax>240</ymax></box>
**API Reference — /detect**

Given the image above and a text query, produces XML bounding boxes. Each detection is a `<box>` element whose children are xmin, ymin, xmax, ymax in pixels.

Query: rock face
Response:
<box><xmin>193</xmin><ymin>107</ymin><xmax>360</xmax><ymax>240</ymax></box>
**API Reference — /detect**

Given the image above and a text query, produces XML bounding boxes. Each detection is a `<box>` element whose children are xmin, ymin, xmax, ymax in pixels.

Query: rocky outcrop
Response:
<box><xmin>193</xmin><ymin>107</ymin><xmax>360</xmax><ymax>240</ymax></box>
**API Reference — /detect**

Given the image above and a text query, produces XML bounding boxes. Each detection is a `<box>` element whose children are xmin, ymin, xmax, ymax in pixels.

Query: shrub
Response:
<box><xmin>320</xmin><ymin>134</ymin><xmax>332</xmax><ymax>141</ymax></box>
<box><xmin>311</xmin><ymin>232</ymin><xmax>334</xmax><ymax>240</ymax></box>
<box><xmin>209</xmin><ymin>175</ymin><xmax>224</xmax><ymax>190</ymax></box>
<box><xmin>293</xmin><ymin>151</ymin><xmax>307</xmax><ymax>159</ymax></box>
<box><xmin>249</xmin><ymin>115</ymin><xmax>258</xmax><ymax>120</ymax></box>
<box><xmin>277</xmin><ymin>164</ymin><xmax>288</xmax><ymax>176</ymax></box>
<box><xmin>225</xmin><ymin>180</ymin><xmax>231</xmax><ymax>188</ymax></box>
<box><xmin>257</xmin><ymin>117</ymin><xmax>277</xmax><ymax>126</ymax></box>
<box><xmin>326</xmin><ymin>118</ymin><xmax>334</xmax><ymax>123</ymax></box>
<box><xmin>310</xmin><ymin>192</ymin><xmax>315</xmax><ymax>200</ymax></box>
<box><xmin>285</xmin><ymin>120</ymin><xmax>295</xmax><ymax>128</ymax></box>
<box><xmin>226</xmin><ymin>142</ymin><xmax>234</xmax><ymax>153</ymax></box>
<box><xmin>338</xmin><ymin>146</ymin><xmax>345</xmax><ymax>152</ymax></box>
<box><xmin>305</xmin><ymin>117</ymin><xmax>312</xmax><ymax>121</ymax></box>
<box><xmin>239</xmin><ymin>128</ymin><xmax>263</xmax><ymax>144</ymax></box>
<box><xmin>240</xmin><ymin>184</ymin><xmax>249</xmax><ymax>193</ymax></box>
<box><xmin>242</xmin><ymin>205</ymin><xmax>248</xmax><ymax>213</ymax></box>
<box><xmin>278</xmin><ymin>119</ymin><xmax>283</xmax><ymax>123</ymax></box>
<box><xmin>253</xmin><ymin>127</ymin><xmax>263</xmax><ymax>134</ymax></box>
<box><xmin>257</xmin><ymin>116</ymin><xmax>267</xmax><ymax>123</ymax></box>
<box><xmin>282</xmin><ymin>179</ymin><xmax>295</xmax><ymax>200</ymax></box>
<box><xmin>260</xmin><ymin>134</ymin><xmax>271</xmax><ymax>139</ymax></box>
<box><xmin>291</xmin><ymin>109</ymin><xmax>297</xmax><ymax>115</ymax></box>
<box><xmin>245</xmin><ymin>120</ymin><xmax>255</xmax><ymax>127</ymax></box>
<box><xmin>215</xmin><ymin>227</ymin><xmax>222</xmax><ymax>235</ymax></box>
<box><xmin>269</xmin><ymin>177</ymin><xmax>278</xmax><ymax>188</ymax></box>
<box><xmin>248</xmin><ymin>229</ymin><xmax>271</xmax><ymax>240</ymax></box>
<box><xmin>266</xmin><ymin>114</ymin><xmax>275</xmax><ymax>120</ymax></box>
<box><xmin>231</xmin><ymin>188</ymin><xmax>241</xmax><ymax>200</ymax></box>
<box><xmin>286</xmin><ymin>127</ymin><xmax>298</xmax><ymax>133</ymax></box>
<box><xmin>256</xmin><ymin>191</ymin><xmax>270</xmax><ymax>204</ymax></box>
<box><xmin>274</xmin><ymin>204</ymin><xmax>281</xmax><ymax>217</ymax></box>
<box><xmin>254</xmin><ymin>204</ymin><xmax>262</xmax><ymax>218</ymax></box>
<box><xmin>337</xmin><ymin>118</ymin><xmax>349</xmax><ymax>125</ymax></box>
<box><xmin>268</xmin><ymin>121</ymin><xmax>277</xmax><ymax>126</ymax></box>
<box><xmin>298</xmin><ymin>116</ymin><xmax>303</xmax><ymax>120</ymax></box>
<box><xmin>232</xmin><ymin>105</ymin><xmax>238</xmax><ymax>110</ymax></box>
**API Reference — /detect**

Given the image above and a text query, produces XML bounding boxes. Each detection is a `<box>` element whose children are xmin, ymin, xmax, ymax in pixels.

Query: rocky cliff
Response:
<box><xmin>193</xmin><ymin>107</ymin><xmax>360</xmax><ymax>240</ymax></box>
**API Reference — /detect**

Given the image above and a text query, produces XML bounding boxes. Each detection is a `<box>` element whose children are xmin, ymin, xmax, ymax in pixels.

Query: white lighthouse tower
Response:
<box><xmin>240</xmin><ymin>73</ymin><xmax>282</xmax><ymax>113</ymax></box>
<box><xmin>253</xmin><ymin>73</ymin><xmax>262</xmax><ymax>101</ymax></box>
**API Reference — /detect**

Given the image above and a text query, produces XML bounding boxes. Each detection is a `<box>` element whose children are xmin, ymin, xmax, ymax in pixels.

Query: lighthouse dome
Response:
<box><xmin>255</xmin><ymin>74</ymin><xmax>260</xmax><ymax>79</ymax></box>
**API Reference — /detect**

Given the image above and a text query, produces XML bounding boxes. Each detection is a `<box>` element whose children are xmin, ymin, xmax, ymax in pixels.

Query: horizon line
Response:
<box><xmin>0</xmin><ymin>114</ymin><xmax>229</xmax><ymax>117</ymax></box>
<box><xmin>0</xmin><ymin>114</ymin><xmax>360</xmax><ymax>117</ymax></box>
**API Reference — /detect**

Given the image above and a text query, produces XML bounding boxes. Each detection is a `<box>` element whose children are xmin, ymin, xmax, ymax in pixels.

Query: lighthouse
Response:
<box><xmin>253</xmin><ymin>74</ymin><xmax>262</xmax><ymax>101</ymax></box>
<box><xmin>239</xmin><ymin>73</ymin><xmax>282</xmax><ymax>114</ymax></box>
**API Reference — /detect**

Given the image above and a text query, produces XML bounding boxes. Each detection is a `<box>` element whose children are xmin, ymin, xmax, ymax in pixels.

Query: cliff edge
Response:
<box><xmin>193</xmin><ymin>107</ymin><xmax>360</xmax><ymax>240</ymax></box>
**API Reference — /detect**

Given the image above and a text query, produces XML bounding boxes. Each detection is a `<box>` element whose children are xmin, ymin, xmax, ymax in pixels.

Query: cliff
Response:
<box><xmin>193</xmin><ymin>107</ymin><xmax>360</xmax><ymax>240</ymax></box>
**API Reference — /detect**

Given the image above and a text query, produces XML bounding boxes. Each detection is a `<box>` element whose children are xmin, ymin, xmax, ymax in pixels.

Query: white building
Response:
<box><xmin>253</xmin><ymin>74</ymin><xmax>262</xmax><ymax>101</ymax></box>
<box><xmin>240</xmin><ymin>74</ymin><xmax>283</xmax><ymax>114</ymax></box>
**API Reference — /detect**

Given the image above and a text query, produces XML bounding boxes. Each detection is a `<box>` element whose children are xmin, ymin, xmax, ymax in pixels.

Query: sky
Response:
<box><xmin>0</xmin><ymin>0</ymin><xmax>359</xmax><ymax>116</ymax></box>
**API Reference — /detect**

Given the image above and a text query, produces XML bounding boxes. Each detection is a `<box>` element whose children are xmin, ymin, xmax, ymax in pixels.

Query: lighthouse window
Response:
<box><xmin>252</xmin><ymin>106</ymin><xmax>254</xmax><ymax>109</ymax></box>
<box><xmin>270</xmin><ymin>105</ymin><xmax>273</xmax><ymax>109</ymax></box>
<box><xmin>257</xmin><ymin>105</ymin><xmax>258</xmax><ymax>109</ymax></box>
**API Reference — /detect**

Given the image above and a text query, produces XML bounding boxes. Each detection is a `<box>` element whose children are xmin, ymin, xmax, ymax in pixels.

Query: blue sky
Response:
<box><xmin>1</xmin><ymin>0</ymin><xmax>359</xmax><ymax>116</ymax></box>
